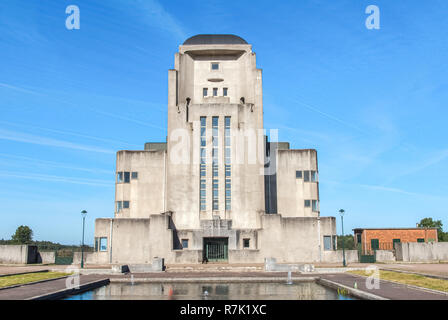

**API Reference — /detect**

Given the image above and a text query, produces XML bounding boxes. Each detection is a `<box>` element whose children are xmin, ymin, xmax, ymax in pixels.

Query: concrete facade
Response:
<box><xmin>92</xmin><ymin>34</ymin><xmax>337</xmax><ymax>265</ymax></box>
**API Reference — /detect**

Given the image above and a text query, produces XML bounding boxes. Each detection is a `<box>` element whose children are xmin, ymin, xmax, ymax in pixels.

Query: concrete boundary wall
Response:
<box><xmin>395</xmin><ymin>242</ymin><xmax>448</xmax><ymax>262</ymax></box>
<box><xmin>0</xmin><ymin>245</ymin><xmax>30</xmax><ymax>264</ymax></box>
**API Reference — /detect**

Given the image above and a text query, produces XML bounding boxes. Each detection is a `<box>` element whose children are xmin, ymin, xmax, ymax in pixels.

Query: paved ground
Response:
<box><xmin>1</xmin><ymin>263</ymin><xmax>447</xmax><ymax>300</ymax></box>
<box><xmin>320</xmin><ymin>273</ymin><xmax>448</xmax><ymax>300</ymax></box>
<box><xmin>378</xmin><ymin>263</ymin><xmax>448</xmax><ymax>277</ymax></box>
<box><xmin>0</xmin><ymin>274</ymin><xmax>108</xmax><ymax>300</ymax></box>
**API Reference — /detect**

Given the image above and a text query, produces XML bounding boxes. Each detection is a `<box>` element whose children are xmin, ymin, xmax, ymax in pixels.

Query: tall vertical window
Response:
<box><xmin>223</xmin><ymin>88</ymin><xmax>228</xmax><ymax>97</ymax></box>
<box><xmin>200</xmin><ymin>117</ymin><xmax>206</xmax><ymax>211</ymax></box>
<box><xmin>212</xmin><ymin>117</ymin><xmax>219</xmax><ymax>210</ymax></box>
<box><xmin>225</xmin><ymin>117</ymin><xmax>231</xmax><ymax>210</ymax></box>
<box><xmin>213</xmin><ymin>88</ymin><xmax>218</xmax><ymax>97</ymax></box>
<box><xmin>203</xmin><ymin>88</ymin><xmax>208</xmax><ymax>97</ymax></box>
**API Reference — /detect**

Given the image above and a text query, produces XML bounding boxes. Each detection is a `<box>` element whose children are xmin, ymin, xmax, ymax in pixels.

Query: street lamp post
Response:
<box><xmin>339</xmin><ymin>209</ymin><xmax>346</xmax><ymax>267</ymax></box>
<box><xmin>81</xmin><ymin>210</ymin><xmax>87</xmax><ymax>269</ymax></box>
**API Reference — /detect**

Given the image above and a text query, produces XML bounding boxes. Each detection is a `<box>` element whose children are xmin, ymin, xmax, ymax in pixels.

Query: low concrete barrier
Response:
<box><xmin>395</xmin><ymin>242</ymin><xmax>448</xmax><ymax>262</ymax></box>
<box><xmin>321</xmin><ymin>250</ymin><xmax>359</xmax><ymax>263</ymax></box>
<box><xmin>375</xmin><ymin>250</ymin><xmax>396</xmax><ymax>262</ymax></box>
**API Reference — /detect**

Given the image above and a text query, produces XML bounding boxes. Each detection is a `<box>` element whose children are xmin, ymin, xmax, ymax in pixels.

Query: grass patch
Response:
<box><xmin>348</xmin><ymin>270</ymin><xmax>448</xmax><ymax>293</ymax></box>
<box><xmin>0</xmin><ymin>272</ymin><xmax>71</xmax><ymax>288</ymax></box>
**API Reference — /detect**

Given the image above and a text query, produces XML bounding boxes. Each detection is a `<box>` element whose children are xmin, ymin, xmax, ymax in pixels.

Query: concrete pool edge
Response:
<box><xmin>28</xmin><ymin>279</ymin><xmax>110</xmax><ymax>300</ymax></box>
<box><xmin>109</xmin><ymin>276</ymin><xmax>318</xmax><ymax>283</ymax></box>
<box><xmin>316</xmin><ymin>278</ymin><xmax>387</xmax><ymax>300</ymax></box>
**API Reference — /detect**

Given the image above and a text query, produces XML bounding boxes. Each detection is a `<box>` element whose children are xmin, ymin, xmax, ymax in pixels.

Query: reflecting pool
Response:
<box><xmin>64</xmin><ymin>281</ymin><xmax>356</xmax><ymax>300</ymax></box>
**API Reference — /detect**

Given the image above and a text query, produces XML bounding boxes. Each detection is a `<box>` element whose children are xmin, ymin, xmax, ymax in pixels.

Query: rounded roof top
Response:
<box><xmin>183</xmin><ymin>34</ymin><xmax>248</xmax><ymax>45</ymax></box>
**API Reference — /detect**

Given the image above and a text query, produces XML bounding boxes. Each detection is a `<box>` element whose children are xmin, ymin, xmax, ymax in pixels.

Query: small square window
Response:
<box><xmin>182</xmin><ymin>239</ymin><xmax>189</xmax><ymax>249</ymax></box>
<box><xmin>100</xmin><ymin>237</ymin><xmax>107</xmax><ymax>251</ymax></box>
<box><xmin>131</xmin><ymin>172</ymin><xmax>138</xmax><ymax>179</ymax></box>
<box><xmin>223</xmin><ymin>88</ymin><xmax>228</xmax><ymax>96</ymax></box>
<box><xmin>296</xmin><ymin>171</ymin><xmax>302</xmax><ymax>179</ymax></box>
<box><xmin>117</xmin><ymin>172</ymin><xmax>123</xmax><ymax>183</ymax></box>
<box><xmin>123</xmin><ymin>201</ymin><xmax>130</xmax><ymax>209</ymax></box>
<box><xmin>243</xmin><ymin>238</ymin><xmax>250</xmax><ymax>248</ymax></box>
<box><xmin>124</xmin><ymin>172</ymin><xmax>130</xmax><ymax>183</ymax></box>
<box><xmin>323</xmin><ymin>236</ymin><xmax>331</xmax><ymax>251</ymax></box>
<box><xmin>211</xmin><ymin>63</ymin><xmax>219</xmax><ymax>70</ymax></box>
<box><xmin>304</xmin><ymin>200</ymin><xmax>311</xmax><ymax>207</ymax></box>
<box><xmin>203</xmin><ymin>88</ymin><xmax>208</xmax><ymax>97</ymax></box>
<box><xmin>304</xmin><ymin>171</ymin><xmax>310</xmax><ymax>182</ymax></box>
<box><xmin>311</xmin><ymin>171</ymin><xmax>318</xmax><ymax>182</ymax></box>
<box><xmin>312</xmin><ymin>200</ymin><xmax>318</xmax><ymax>212</ymax></box>
<box><xmin>213</xmin><ymin>88</ymin><xmax>218</xmax><ymax>96</ymax></box>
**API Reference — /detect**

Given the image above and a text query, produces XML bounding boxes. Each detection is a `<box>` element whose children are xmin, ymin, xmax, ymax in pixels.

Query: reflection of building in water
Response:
<box><xmin>90</xmin><ymin>34</ymin><xmax>337</xmax><ymax>265</ymax></box>
<box><xmin>89</xmin><ymin>282</ymin><xmax>341</xmax><ymax>300</ymax></box>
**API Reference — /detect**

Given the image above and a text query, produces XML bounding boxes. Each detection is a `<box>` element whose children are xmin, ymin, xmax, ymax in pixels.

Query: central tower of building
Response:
<box><xmin>167</xmin><ymin>34</ymin><xmax>265</xmax><ymax>231</ymax></box>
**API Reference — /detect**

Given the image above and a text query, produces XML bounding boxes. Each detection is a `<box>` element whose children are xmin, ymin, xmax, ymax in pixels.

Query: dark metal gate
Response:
<box><xmin>204</xmin><ymin>238</ymin><xmax>228</xmax><ymax>262</ymax></box>
<box><xmin>55</xmin><ymin>249</ymin><xmax>74</xmax><ymax>265</ymax></box>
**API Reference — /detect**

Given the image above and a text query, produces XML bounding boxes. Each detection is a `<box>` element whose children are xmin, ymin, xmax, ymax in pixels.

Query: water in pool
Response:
<box><xmin>64</xmin><ymin>282</ymin><xmax>355</xmax><ymax>300</ymax></box>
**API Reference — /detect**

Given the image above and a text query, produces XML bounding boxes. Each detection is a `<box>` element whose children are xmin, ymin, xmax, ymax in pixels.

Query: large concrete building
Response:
<box><xmin>91</xmin><ymin>34</ymin><xmax>337</xmax><ymax>265</ymax></box>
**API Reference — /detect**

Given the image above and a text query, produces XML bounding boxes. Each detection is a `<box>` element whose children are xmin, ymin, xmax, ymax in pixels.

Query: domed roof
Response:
<box><xmin>183</xmin><ymin>34</ymin><xmax>248</xmax><ymax>45</ymax></box>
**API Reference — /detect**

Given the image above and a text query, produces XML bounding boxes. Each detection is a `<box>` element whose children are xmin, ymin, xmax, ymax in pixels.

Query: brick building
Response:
<box><xmin>353</xmin><ymin>227</ymin><xmax>438</xmax><ymax>252</ymax></box>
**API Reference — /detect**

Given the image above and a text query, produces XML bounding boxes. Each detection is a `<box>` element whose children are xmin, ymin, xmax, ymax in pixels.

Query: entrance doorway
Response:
<box><xmin>203</xmin><ymin>237</ymin><xmax>228</xmax><ymax>262</ymax></box>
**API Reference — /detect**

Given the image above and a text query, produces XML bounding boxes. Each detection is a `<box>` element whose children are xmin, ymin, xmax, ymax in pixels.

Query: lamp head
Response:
<box><xmin>339</xmin><ymin>209</ymin><xmax>345</xmax><ymax>216</ymax></box>
<box><xmin>81</xmin><ymin>210</ymin><xmax>87</xmax><ymax>218</ymax></box>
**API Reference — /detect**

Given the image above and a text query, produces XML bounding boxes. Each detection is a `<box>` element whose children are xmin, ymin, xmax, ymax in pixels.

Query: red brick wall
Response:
<box><xmin>360</xmin><ymin>229</ymin><xmax>437</xmax><ymax>248</ymax></box>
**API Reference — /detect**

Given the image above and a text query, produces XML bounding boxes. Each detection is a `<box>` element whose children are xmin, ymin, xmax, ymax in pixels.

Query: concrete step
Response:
<box><xmin>165</xmin><ymin>264</ymin><xmax>264</xmax><ymax>272</ymax></box>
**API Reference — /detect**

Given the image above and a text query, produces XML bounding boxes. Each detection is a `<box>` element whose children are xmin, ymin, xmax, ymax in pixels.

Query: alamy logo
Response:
<box><xmin>365</xmin><ymin>265</ymin><xmax>380</xmax><ymax>289</ymax></box>
<box><xmin>66</xmin><ymin>5</ymin><xmax>80</xmax><ymax>30</ymax></box>
<box><xmin>365</xmin><ymin>5</ymin><xmax>380</xmax><ymax>30</ymax></box>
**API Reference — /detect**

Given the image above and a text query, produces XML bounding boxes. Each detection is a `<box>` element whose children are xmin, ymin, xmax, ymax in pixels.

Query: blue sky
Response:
<box><xmin>0</xmin><ymin>0</ymin><xmax>447</xmax><ymax>245</ymax></box>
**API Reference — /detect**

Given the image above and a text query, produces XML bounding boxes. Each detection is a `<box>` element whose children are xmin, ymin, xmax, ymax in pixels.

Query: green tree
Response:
<box><xmin>418</xmin><ymin>218</ymin><xmax>446</xmax><ymax>242</ymax></box>
<box><xmin>11</xmin><ymin>225</ymin><xmax>33</xmax><ymax>244</ymax></box>
<box><xmin>337</xmin><ymin>235</ymin><xmax>355</xmax><ymax>250</ymax></box>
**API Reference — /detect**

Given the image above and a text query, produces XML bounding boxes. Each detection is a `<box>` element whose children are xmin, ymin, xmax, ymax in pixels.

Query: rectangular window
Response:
<box><xmin>332</xmin><ymin>236</ymin><xmax>337</xmax><ymax>250</ymax></box>
<box><xmin>211</xmin><ymin>63</ymin><xmax>219</xmax><ymax>70</ymax></box>
<box><xmin>304</xmin><ymin>200</ymin><xmax>311</xmax><ymax>208</ymax></box>
<box><xmin>124</xmin><ymin>172</ymin><xmax>130</xmax><ymax>183</ymax></box>
<box><xmin>311</xmin><ymin>171</ymin><xmax>318</xmax><ymax>182</ymax></box>
<box><xmin>357</xmin><ymin>234</ymin><xmax>362</xmax><ymax>244</ymax></box>
<box><xmin>99</xmin><ymin>237</ymin><xmax>107</xmax><ymax>251</ymax></box>
<box><xmin>116</xmin><ymin>201</ymin><xmax>123</xmax><ymax>212</ymax></box>
<box><xmin>225</xmin><ymin>117</ymin><xmax>231</xmax><ymax>210</ymax></box>
<box><xmin>213</xmin><ymin>88</ymin><xmax>218</xmax><ymax>97</ymax></box>
<box><xmin>94</xmin><ymin>237</ymin><xmax>99</xmax><ymax>252</ymax></box>
<box><xmin>323</xmin><ymin>236</ymin><xmax>332</xmax><ymax>251</ymax></box>
<box><xmin>123</xmin><ymin>201</ymin><xmax>130</xmax><ymax>209</ymax></box>
<box><xmin>131</xmin><ymin>172</ymin><xmax>138</xmax><ymax>179</ymax></box>
<box><xmin>304</xmin><ymin>171</ymin><xmax>310</xmax><ymax>182</ymax></box>
<box><xmin>117</xmin><ymin>172</ymin><xmax>123</xmax><ymax>183</ymax></box>
<box><xmin>200</xmin><ymin>117</ymin><xmax>207</xmax><ymax>211</ymax></box>
<box><xmin>223</xmin><ymin>88</ymin><xmax>228</xmax><ymax>96</ymax></box>
<box><xmin>212</xmin><ymin>117</ymin><xmax>219</xmax><ymax>210</ymax></box>
<box><xmin>371</xmin><ymin>239</ymin><xmax>379</xmax><ymax>250</ymax></box>
<box><xmin>203</xmin><ymin>88</ymin><xmax>208</xmax><ymax>97</ymax></box>
<box><xmin>243</xmin><ymin>239</ymin><xmax>250</xmax><ymax>248</ymax></box>
<box><xmin>312</xmin><ymin>200</ymin><xmax>319</xmax><ymax>212</ymax></box>
<box><xmin>296</xmin><ymin>171</ymin><xmax>302</xmax><ymax>179</ymax></box>
<box><xmin>417</xmin><ymin>238</ymin><xmax>425</xmax><ymax>243</ymax></box>
<box><xmin>182</xmin><ymin>239</ymin><xmax>189</xmax><ymax>249</ymax></box>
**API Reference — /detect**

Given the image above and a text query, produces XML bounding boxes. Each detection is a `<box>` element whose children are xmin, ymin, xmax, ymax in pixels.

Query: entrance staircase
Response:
<box><xmin>165</xmin><ymin>263</ymin><xmax>264</xmax><ymax>272</ymax></box>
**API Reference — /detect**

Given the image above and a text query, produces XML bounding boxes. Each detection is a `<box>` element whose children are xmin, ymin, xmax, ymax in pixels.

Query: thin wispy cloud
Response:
<box><xmin>0</xmin><ymin>82</ymin><xmax>43</xmax><ymax>96</ymax></box>
<box><xmin>0</xmin><ymin>171</ymin><xmax>112</xmax><ymax>187</ymax></box>
<box><xmin>0</xmin><ymin>153</ymin><xmax>113</xmax><ymax>175</ymax></box>
<box><xmin>0</xmin><ymin>120</ymin><xmax>139</xmax><ymax>148</ymax></box>
<box><xmin>0</xmin><ymin>129</ymin><xmax>115</xmax><ymax>154</ymax></box>
<box><xmin>325</xmin><ymin>180</ymin><xmax>446</xmax><ymax>200</ymax></box>
<box><xmin>132</xmin><ymin>0</ymin><xmax>187</xmax><ymax>41</ymax></box>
